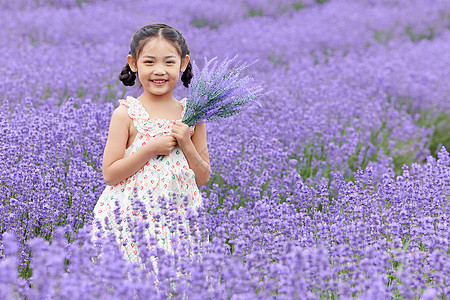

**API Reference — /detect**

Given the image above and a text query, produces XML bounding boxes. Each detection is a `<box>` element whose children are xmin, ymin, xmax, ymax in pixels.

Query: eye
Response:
<box><xmin>144</xmin><ymin>60</ymin><xmax>154</xmax><ymax>64</ymax></box>
<box><xmin>167</xmin><ymin>61</ymin><xmax>175</xmax><ymax>64</ymax></box>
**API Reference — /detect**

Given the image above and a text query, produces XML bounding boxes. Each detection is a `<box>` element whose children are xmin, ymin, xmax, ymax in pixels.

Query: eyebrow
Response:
<box><xmin>142</xmin><ymin>55</ymin><xmax>177</xmax><ymax>59</ymax></box>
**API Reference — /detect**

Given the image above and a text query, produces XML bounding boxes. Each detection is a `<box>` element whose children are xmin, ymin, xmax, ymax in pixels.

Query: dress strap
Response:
<box><xmin>118</xmin><ymin>96</ymin><xmax>146</xmax><ymax>121</ymax></box>
<box><xmin>180</xmin><ymin>98</ymin><xmax>187</xmax><ymax>119</ymax></box>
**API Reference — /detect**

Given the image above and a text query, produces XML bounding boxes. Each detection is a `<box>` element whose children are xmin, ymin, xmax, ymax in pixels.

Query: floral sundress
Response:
<box><xmin>89</xmin><ymin>96</ymin><xmax>202</xmax><ymax>266</ymax></box>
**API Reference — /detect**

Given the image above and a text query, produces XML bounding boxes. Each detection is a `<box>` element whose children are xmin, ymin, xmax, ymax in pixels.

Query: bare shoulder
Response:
<box><xmin>110</xmin><ymin>104</ymin><xmax>131</xmax><ymax>125</ymax></box>
<box><xmin>192</xmin><ymin>121</ymin><xmax>207</xmax><ymax>137</ymax></box>
<box><xmin>113</xmin><ymin>104</ymin><xmax>130</xmax><ymax>118</ymax></box>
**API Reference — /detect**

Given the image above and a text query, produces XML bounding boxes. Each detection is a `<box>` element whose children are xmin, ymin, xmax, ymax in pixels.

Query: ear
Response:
<box><xmin>180</xmin><ymin>55</ymin><xmax>190</xmax><ymax>72</ymax></box>
<box><xmin>126</xmin><ymin>54</ymin><xmax>138</xmax><ymax>73</ymax></box>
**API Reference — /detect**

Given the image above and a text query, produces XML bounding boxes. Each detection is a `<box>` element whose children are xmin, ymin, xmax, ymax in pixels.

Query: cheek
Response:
<box><xmin>171</xmin><ymin>72</ymin><xmax>180</xmax><ymax>81</ymax></box>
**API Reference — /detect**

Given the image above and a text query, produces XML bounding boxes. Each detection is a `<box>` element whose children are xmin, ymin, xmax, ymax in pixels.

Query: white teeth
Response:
<box><xmin>153</xmin><ymin>80</ymin><xmax>166</xmax><ymax>83</ymax></box>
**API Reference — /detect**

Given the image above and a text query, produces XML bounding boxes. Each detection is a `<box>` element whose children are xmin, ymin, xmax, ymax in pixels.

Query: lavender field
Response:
<box><xmin>1</xmin><ymin>0</ymin><xmax>450</xmax><ymax>298</ymax></box>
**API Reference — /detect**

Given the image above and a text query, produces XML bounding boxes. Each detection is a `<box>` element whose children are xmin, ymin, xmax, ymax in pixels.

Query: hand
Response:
<box><xmin>170</xmin><ymin>120</ymin><xmax>193</xmax><ymax>149</ymax></box>
<box><xmin>150</xmin><ymin>135</ymin><xmax>178</xmax><ymax>156</ymax></box>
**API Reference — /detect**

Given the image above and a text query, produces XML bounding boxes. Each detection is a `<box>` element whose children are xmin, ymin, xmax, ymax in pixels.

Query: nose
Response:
<box><xmin>153</xmin><ymin>64</ymin><xmax>166</xmax><ymax>75</ymax></box>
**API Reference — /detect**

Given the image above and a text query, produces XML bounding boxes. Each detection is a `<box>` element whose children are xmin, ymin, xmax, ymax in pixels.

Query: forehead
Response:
<box><xmin>139</xmin><ymin>38</ymin><xmax>180</xmax><ymax>58</ymax></box>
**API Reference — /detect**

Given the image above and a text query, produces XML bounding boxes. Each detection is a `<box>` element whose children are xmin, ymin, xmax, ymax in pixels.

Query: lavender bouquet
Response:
<box><xmin>157</xmin><ymin>56</ymin><xmax>267</xmax><ymax>160</ymax></box>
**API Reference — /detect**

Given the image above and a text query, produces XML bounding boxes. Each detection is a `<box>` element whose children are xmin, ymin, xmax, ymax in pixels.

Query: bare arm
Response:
<box><xmin>180</xmin><ymin>122</ymin><xmax>211</xmax><ymax>187</ymax></box>
<box><xmin>102</xmin><ymin>105</ymin><xmax>156</xmax><ymax>186</ymax></box>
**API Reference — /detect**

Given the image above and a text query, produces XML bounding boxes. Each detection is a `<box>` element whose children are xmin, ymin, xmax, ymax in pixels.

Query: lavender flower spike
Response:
<box><xmin>182</xmin><ymin>55</ymin><xmax>266</xmax><ymax>126</ymax></box>
<box><xmin>156</xmin><ymin>56</ymin><xmax>268</xmax><ymax>159</ymax></box>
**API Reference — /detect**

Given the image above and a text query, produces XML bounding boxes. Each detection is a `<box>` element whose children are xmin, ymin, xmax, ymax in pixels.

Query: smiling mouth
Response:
<box><xmin>151</xmin><ymin>80</ymin><xmax>168</xmax><ymax>83</ymax></box>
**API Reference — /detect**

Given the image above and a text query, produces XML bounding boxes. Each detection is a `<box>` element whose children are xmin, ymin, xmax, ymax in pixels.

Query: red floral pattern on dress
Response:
<box><xmin>90</xmin><ymin>96</ymin><xmax>201</xmax><ymax>265</ymax></box>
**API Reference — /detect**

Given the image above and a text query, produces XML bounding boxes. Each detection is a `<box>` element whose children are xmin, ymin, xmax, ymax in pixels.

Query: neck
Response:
<box><xmin>139</xmin><ymin>91</ymin><xmax>176</xmax><ymax>104</ymax></box>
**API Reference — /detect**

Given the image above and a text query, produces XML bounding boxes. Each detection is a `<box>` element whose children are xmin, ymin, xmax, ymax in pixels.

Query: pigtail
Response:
<box><xmin>181</xmin><ymin>61</ymin><xmax>193</xmax><ymax>88</ymax></box>
<box><xmin>119</xmin><ymin>63</ymin><xmax>136</xmax><ymax>86</ymax></box>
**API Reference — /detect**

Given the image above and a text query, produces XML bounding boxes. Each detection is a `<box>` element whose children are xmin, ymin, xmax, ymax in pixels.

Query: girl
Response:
<box><xmin>90</xmin><ymin>24</ymin><xmax>211</xmax><ymax>266</ymax></box>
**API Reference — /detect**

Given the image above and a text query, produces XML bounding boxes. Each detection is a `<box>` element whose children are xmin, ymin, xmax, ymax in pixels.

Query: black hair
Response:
<box><xmin>119</xmin><ymin>23</ymin><xmax>193</xmax><ymax>88</ymax></box>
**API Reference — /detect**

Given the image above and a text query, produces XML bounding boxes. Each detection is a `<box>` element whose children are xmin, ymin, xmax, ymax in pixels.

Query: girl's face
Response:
<box><xmin>127</xmin><ymin>37</ymin><xmax>189</xmax><ymax>99</ymax></box>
